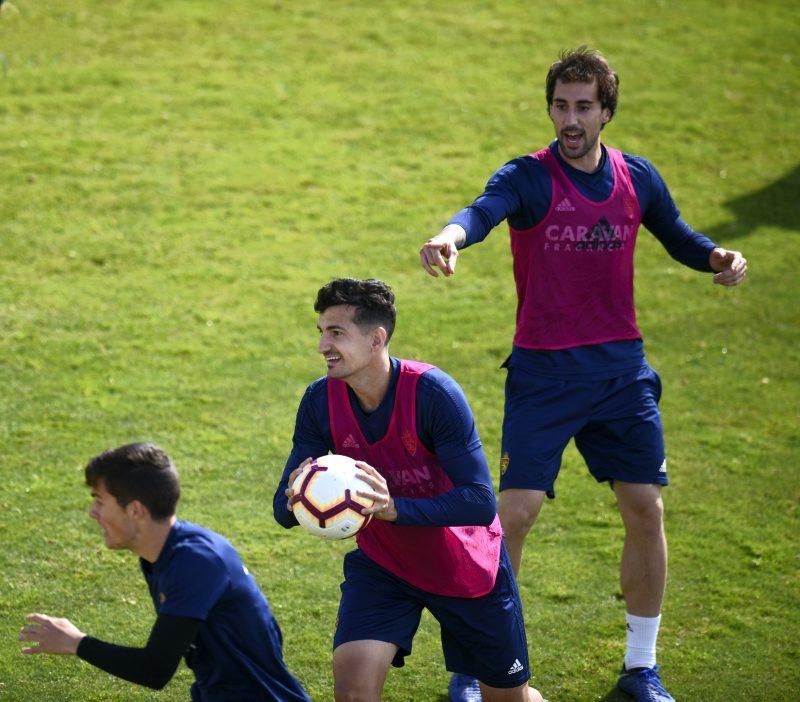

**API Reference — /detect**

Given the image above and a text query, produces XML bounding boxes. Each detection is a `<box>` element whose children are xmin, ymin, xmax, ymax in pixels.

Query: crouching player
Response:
<box><xmin>20</xmin><ymin>442</ymin><xmax>311</xmax><ymax>702</ymax></box>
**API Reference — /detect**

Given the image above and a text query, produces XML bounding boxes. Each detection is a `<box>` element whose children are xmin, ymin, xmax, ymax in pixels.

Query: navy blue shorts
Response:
<box><xmin>333</xmin><ymin>546</ymin><xmax>530</xmax><ymax>689</ymax></box>
<box><xmin>499</xmin><ymin>364</ymin><xmax>667</xmax><ymax>497</ymax></box>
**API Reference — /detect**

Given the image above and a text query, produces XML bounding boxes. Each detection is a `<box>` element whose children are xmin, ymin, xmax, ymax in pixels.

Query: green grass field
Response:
<box><xmin>1</xmin><ymin>0</ymin><xmax>799</xmax><ymax>699</ymax></box>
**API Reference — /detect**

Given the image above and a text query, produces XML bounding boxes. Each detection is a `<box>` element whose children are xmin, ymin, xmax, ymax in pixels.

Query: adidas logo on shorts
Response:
<box><xmin>507</xmin><ymin>658</ymin><xmax>524</xmax><ymax>675</ymax></box>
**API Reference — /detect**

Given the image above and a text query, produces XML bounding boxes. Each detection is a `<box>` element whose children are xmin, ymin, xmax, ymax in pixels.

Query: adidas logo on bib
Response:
<box><xmin>342</xmin><ymin>434</ymin><xmax>360</xmax><ymax>449</ymax></box>
<box><xmin>555</xmin><ymin>197</ymin><xmax>576</xmax><ymax>212</ymax></box>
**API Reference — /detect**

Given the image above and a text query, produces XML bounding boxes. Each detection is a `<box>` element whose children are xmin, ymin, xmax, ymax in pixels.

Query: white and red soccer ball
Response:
<box><xmin>290</xmin><ymin>454</ymin><xmax>374</xmax><ymax>540</ymax></box>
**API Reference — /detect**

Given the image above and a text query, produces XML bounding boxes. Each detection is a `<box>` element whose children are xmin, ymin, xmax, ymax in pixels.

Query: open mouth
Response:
<box><xmin>562</xmin><ymin>130</ymin><xmax>584</xmax><ymax>148</ymax></box>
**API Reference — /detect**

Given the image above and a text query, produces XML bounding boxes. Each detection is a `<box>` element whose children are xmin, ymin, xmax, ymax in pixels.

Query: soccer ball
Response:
<box><xmin>290</xmin><ymin>454</ymin><xmax>374</xmax><ymax>540</ymax></box>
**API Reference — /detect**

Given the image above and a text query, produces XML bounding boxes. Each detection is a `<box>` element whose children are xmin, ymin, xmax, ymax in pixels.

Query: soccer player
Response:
<box><xmin>273</xmin><ymin>278</ymin><xmax>545</xmax><ymax>702</ymax></box>
<box><xmin>19</xmin><ymin>442</ymin><xmax>311</xmax><ymax>702</ymax></box>
<box><xmin>419</xmin><ymin>47</ymin><xmax>747</xmax><ymax>702</ymax></box>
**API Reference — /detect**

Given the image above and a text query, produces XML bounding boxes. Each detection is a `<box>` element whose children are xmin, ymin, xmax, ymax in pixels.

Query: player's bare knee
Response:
<box><xmin>501</xmin><ymin>493</ymin><xmax>544</xmax><ymax>535</ymax></box>
<box><xmin>621</xmin><ymin>500</ymin><xmax>664</xmax><ymax>540</ymax></box>
<box><xmin>617</xmin><ymin>484</ymin><xmax>663</xmax><ymax>522</ymax></box>
<box><xmin>499</xmin><ymin>501</ymin><xmax>539</xmax><ymax>537</ymax></box>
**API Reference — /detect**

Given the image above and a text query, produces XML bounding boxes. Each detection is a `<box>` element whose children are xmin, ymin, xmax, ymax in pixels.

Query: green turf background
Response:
<box><xmin>1</xmin><ymin>1</ymin><xmax>798</xmax><ymax>699</ymax></box>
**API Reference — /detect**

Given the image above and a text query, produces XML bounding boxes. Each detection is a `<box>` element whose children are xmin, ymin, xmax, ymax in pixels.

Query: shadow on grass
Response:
<box><xmin>704</xmin><ymin>163</ymin><xmax>800</xmax><ymax>241</ymax></box>
<box><xmin>431</xmin><ymin>689</ymin><xmax>629</xmax><ymax>702</ymax></box>
<box><xmin>596</xmin><ymin>686</ymin><xmax>633</xmax><ymax>701</ymax></box>
<box><xmin>433</xmin><ymin>683</ymin><xmax>634</xmax><ymax>701</ymax></box>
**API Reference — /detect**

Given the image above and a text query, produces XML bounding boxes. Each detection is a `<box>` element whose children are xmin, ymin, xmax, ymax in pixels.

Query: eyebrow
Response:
<box><xmin>553</xmin><ymin>98</ymin><xmax>596</xmax><ymax>105</ymax></box>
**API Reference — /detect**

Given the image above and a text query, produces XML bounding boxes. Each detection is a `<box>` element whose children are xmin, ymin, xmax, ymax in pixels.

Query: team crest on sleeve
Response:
<box><xmin>500</xmin><ymin>453</ymin><xmax>510</xmax><ymax>475</ymax></box>
<box><xmin>401</xmin><ymin>430</ymin><xmax>417</xmax><ymax>456</ymax></box>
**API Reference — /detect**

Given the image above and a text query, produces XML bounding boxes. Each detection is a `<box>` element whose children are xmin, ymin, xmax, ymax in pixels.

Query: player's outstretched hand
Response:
<box><xmin>710</xmin><ymin>247</ymin><xmax>747</xmax><ymax>286</ymax></box>
<box><xmin>353</xmin><ymin>461</ymin><xmax>397</xmax><ymax>522</ymax></box>
<box><xmin>19</xmin><ymin>613</ymin><xmax>85</xmax><ymax>655</ymax></box>
<box><xmin>419</xmin><ymin>224</ymin><xmax>465</xmax><ymax>277</ymax></box>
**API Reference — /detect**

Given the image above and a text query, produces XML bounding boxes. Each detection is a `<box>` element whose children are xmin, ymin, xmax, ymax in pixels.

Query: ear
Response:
<box><xmin>601</xmin><ymin>107</ymin><xmax>612</xmax><ymax>124</ymax></box>
<box><xmin>127</xmin><ymin>499</ymin><xmax>150</xmax><ymax>521</ymax></box>
<box><xmin>371</xmin><ymin>326</ymin><xmax>388</xmax><ymax>350</ymax></box>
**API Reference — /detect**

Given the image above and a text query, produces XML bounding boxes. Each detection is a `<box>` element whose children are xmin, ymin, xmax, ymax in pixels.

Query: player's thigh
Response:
<box><xmin>431</xmin><ymin>548</ymin><xmax>530</xmax><ymax>689</ymax></box>
<box><xmin>576</xmin><ymin>370</ymin><xmax>666</xmax><ymax>485</ymax></box>
<box><xmin>334</xmin><ymin>549</ymin><xmax>423</xmax><ymax>667</ymax></box>
<box><xmin>500</xmin><ymin>369</ymin><xmax>587</xmax><ymax>493</ymax></box>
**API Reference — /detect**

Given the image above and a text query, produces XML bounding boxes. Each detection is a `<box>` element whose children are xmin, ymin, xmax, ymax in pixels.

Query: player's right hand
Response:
<box><xmin>285</xmin><ymin>458</ymin><xmax>313</xmax><ymax>510</ymax></box>
<box><xmin>19</xmin><ymin>613</ymin><xmax>85</xmax><ymax>656</ymax></box>
<box><xmin>419</xmin><ymin>225</ymin><xmax>464</xmax><ymax>277</ymax></box>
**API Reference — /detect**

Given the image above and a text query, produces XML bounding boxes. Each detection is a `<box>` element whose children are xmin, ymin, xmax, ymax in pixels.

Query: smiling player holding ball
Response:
<box><xmin>274</xmin><ymin>277</ymin><xmax>546</xmax><ymax>702</ymax></box>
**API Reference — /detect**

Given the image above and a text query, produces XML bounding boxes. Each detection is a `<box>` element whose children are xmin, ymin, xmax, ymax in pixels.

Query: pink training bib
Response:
<box><xmin>510</xmin><ymin>146</ymin><xmax>643</xmax><ymax>350</ymax></box>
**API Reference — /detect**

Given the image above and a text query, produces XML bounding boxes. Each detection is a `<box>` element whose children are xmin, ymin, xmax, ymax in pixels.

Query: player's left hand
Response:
<box><xmin>353</xmin><ymin>461</ymin><xmax>397</xmax><ymax>522</ymax></box>
<box><xmin>19</xmin><ymin>613</ymin><xmax>85</xmax><ymax>655</ymax></box>
<box><xmin>710</xmin><ymin>247</ymin><xmax>747</xmax><ymax>286</ymax></box>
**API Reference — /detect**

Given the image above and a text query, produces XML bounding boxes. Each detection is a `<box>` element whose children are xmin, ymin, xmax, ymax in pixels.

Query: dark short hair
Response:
<box><xmin>85</xmin><ymin>442</ymin><xmax>180</xmax><ymax>520</ymax></box>
<box><xmin>546</xmin><ymin>46</ymin><xmax>619</xmax><ymax>121</ymax></box>
<box><xmin>314</xmin><ymin>278</ymin><xmax>396</xmax><ymax>342</ymax></box>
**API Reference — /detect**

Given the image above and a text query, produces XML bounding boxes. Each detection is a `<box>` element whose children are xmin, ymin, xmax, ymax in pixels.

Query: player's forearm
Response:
<box><xmin>449</xmin><ymin>208</ymin><xmax>492</xmax><ymax>247</ymax></box>
<box><xmin>651</xmin><ymin>216</ymin><xmax>716</xmax><ymax>272</ymax></box>
<box><xmin>76</xmin><ymin>614</ymin><xmax>200</xmax><ymax>690</ymax></box>
<box><xmin>449</xmin><ymin>174</ymin><xmax>526</xmax><ymax>247</ymax></box>
<box><xmin>394</xmin><ymin>483</ymin><xmax>497</xmax><ymax>527</ymax></box>
<box><xmin>77</xmin><ymin>637</ymin><xmax>179</xmax><ymax>689</ymax></box>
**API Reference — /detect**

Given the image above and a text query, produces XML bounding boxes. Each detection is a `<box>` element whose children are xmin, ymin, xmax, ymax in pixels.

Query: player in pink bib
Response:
<box><xmin>420</xmin><ymin>48</ymin><xmax>747</xmax><ymax>702</ymax></box>
<box><xmin>274</xmin><ymin>278</ymin><xmax>545</xmax><ymax>702</ymax></box>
